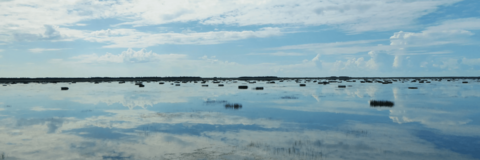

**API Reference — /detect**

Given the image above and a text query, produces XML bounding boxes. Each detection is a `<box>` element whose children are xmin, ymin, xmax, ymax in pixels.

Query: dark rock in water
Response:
<box><xmin>255</xmin><ymin>87</ymin><xmax>264</xmax><ymax>90</ymax></box>
<box><xmin>159</xmin><ymin>82</ymin><xmax>164</xmax><ymax>84</ymax></box>
<box><xmin>213</xmin><ymin>81</ymin><xmax>220</xmax><ymax>83</ymax></box>
<box><xmin>408</xmin><ymin>87</ymin><xmax>418</xmax><ymax>89</ymax></box>
<box><xmin>61</xmin><ymin>87</ymin><xmax>68</xmax><ymax>90</ymax></box>
<box><xmin>225</xmin><ymin>103</ymin><xmax>242</xmax><ymax>110</ymax></box>
<box><xmin>370</xmin><ymin>100</ymin><xmax>394</xmax><ymax>107</ymax></box>
<box><xmin>281</xmin><ymin>96</ymin><xmax>298</xmax><ymax>99</ymax></box>
<box><xmin>319</xmin><ymin>81</ymin><xmax>329</xmax><ymax>85</ymax></box>
<box><xmin>139</xmin><ymin>84</ymin><xmax>145</xmax><ymax>87</ymax></box>
<box><xmin>360</xmin><ymin>81</ymin><xmax>365</xmax><ymax>83</ymax></box>
<box><xmin>175</xmin><ymin>84</ymin><xmax>180</xmax><ymax>86</ymax></box>
<box><xmin>299</xmin><ymin>84</ymin><xmax>306</xmax><ymax>87</ymax></box>
<box><xmin>267</xmin><ymin>81</ymin><xmax>275</xmax><ymax>84</ymax></box>
<box><xmin>238</xmin><ymin>85</ymin><xmax>248</xmax><ymax>89</ymax></box>
<box><xmin>202</xmin><ymin>85</ymin><xmax>208</xmax><ymax>87</ymax></box>
<box><xmin>219</xmin><ymin>84</ymin><xmax>224</xmax><ymax>87</ymax></box>
<box><xmin>463</xmin><ymin>81</ymin><xmax>468</xmax><ymax>83</ymax></box>
<box><xmin>338</xmin><ymin>85</ymin><xmax>346</xmax><ymax>88</ymax></box>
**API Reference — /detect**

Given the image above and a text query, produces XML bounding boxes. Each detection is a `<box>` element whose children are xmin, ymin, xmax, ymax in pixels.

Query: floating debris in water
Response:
<box><xmin>408</xmin><ymin>87</ymin><xmax>418</xmax><ymax>89</ymax></box>
<box><xmin>159</xmin><ymin>82</ymin><xmax>164</xmax><ymax>84</ymax></box>
<box><xmin>61</xmin><ymin>87</ymin><xmax>68</xmax><ymax>90</ymax></box>
<box><xmin>319</xmin><ymin>81</ymin><xmax>329</xmax><ymax>85</ymax></box>
<box><xmin>299</xmin><ymin>84</ymin><xmax>306</xmax><ymax>87</ymax></box>
<box><xmin>202</xmin><ymin>84</ymin><xmax>208</xmax><ymax>87</ymax></box>
<box><xmin>463</xmin><ymin>81</ymin><xmax>468</xmax><ymax>83</ymax></box>
<box><xmin>238</xmin><ymin>85</ymin><xmax>248</xmax><ymax>89</ymax></box>
<box><xmin>370</xmin><ymin>100</ymin><xmax>394</xmax><ymax>107</ymax></box>
<box><xmin>255</xmin><ymin>87</ymin><xmax>264</xmax><ymax>90</ymax></box>
<box><xmin>281</xmin><ymin>96</ymin><xmax>298</xmax><ymax>99</ymax></box>
<box><xmin>175</xmin><ymin>84</ymin><xmax>180</xmax><ymax>86</ymax></box>
<box><xmin>338</xmin><ymin>85</ymin><xmax>346</xmax><ymax>88</ymax></box>
<box><xmin>139</xmin><ymin>84</ymin><xmax>145</xmax><ymax>87</ymax></box>
<box><xmin>219</xmin><ymin>84</ymin><xmax>224</xmax><ymax>87</ymax></box>
<box><xmin>225</xmin><ymin>103</ymin><xmax>242</xmax><ymax>110</ymax></box>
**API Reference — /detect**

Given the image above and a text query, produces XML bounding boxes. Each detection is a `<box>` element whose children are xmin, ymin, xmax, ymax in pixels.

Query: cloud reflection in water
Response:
<box><xmin>0</xmin><ymin>81</ymin><xmax>479</xmax><ymax>159</ymax></box>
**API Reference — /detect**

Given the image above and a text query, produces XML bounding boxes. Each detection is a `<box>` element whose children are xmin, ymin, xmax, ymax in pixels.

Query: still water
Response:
<box><xmin>0</xmin><ymin>80</ymin><xmax>479</xmax><ymax>160</ymax></box>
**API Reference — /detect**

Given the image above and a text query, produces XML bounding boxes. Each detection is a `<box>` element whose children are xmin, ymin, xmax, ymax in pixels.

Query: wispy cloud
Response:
<box><xmin>31</xmin><ymin>106</ymin><xmax>64</xmax><ymax>111</ymax></box>
<box><xmin>0</xmin><ymin>0</ymin><xmax>460</xmax><ymax>43</ymax></box>
<box><xmin>271</xmin><ymin>39</ymin><xmax>390</xmax><ymax>55</ymax></box>
<box><xmin>247</xmin><ymin>52</ymin><xmax>305</xmax><ymax>56</ymax></box>
<box><xmin>70</xmin><ymin>48</ymin><xmax>186</xmax><ymax>63</ymax></box>
<box><xmin>29</xmin><ymin>48</ymin><xmax>63</xmax><ymax>53</ymax></box>
<box><xmin>83</xmin><ymin>27</ymin><xmax>283</xmax><ymax>48</ymax></box>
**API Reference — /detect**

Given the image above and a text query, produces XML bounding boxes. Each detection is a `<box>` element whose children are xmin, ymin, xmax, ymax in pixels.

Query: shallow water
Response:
<box><xmin>0</xmin><ymin>80</ymin><xmax>479</xmax><ymax>160</ymax></box>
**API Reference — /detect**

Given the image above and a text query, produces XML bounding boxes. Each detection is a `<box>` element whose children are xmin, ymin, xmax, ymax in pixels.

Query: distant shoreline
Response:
<box><xmin>0</xmin><ymin>76</ymin><xmax>478</xmax><ymax>83</ymax></box>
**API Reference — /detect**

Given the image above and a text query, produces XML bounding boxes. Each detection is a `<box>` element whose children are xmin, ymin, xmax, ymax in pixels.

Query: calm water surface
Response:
<box><xmin>0</xmin><ymin>80</ymin><xmax>479</xmax><ymax>160</ymax></box>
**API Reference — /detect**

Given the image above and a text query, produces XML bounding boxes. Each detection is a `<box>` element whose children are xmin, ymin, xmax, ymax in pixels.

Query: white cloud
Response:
<box><xmin>28</xmin><ymin>48</ymin><xmax>63</xmax><ymax>53</ymax></box>
<box><xmin>431</xmin><ymin>58</ymin><xmax>460</xmax><ymax>70</ymax></box>
<box><xmin>462</xmin><ymin>57</ymin><xmax>480</xmax><ymax>66</ymax></box>
<box><xmin>272</xmin><ymin>40</ymin><xmax>391</xmax><ymax>55</ymax></box>
<box><xmin>83</xmin><ymin>27</ymin><xmax>282</xmax><ymax>48</ymax></box>
<box><xmin>0</xmin><ymin>0</ymin><xmax>461</xmax><ymax>43</ymax></box>
<box><xmin>71</xmin><ymin>48</ymin><xmax>186</xmax><ymax>63</ymax></box>
<box><xmin>269</xmin><ymin>18</ymin><xmax>480</xmax><ymax>71</ymax></box>
<box><xmin>247</xmin><ymin>52</ymin><xmax>304</xmax><ymax>56</ymax></box>
<box><xmin>112</xmin><ymin>0</ymin><xmax>459</xmax><ymax>33</ymax></box>
<box><xmin>390</xmin><ymin>18</ymin><xmax>480</xmax><ymax>46</ymax></box>
<box><xmin>31</xmin><ymin>106</ymin><xmax>63</xmax><ymax>111</ymax></box>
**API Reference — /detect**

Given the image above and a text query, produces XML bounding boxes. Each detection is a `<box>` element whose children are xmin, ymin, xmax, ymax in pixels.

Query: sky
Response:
<box><xmin>0</xmin><ymin>0</ymin><xmax>480</xmax><ymax>77</ymax></box>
